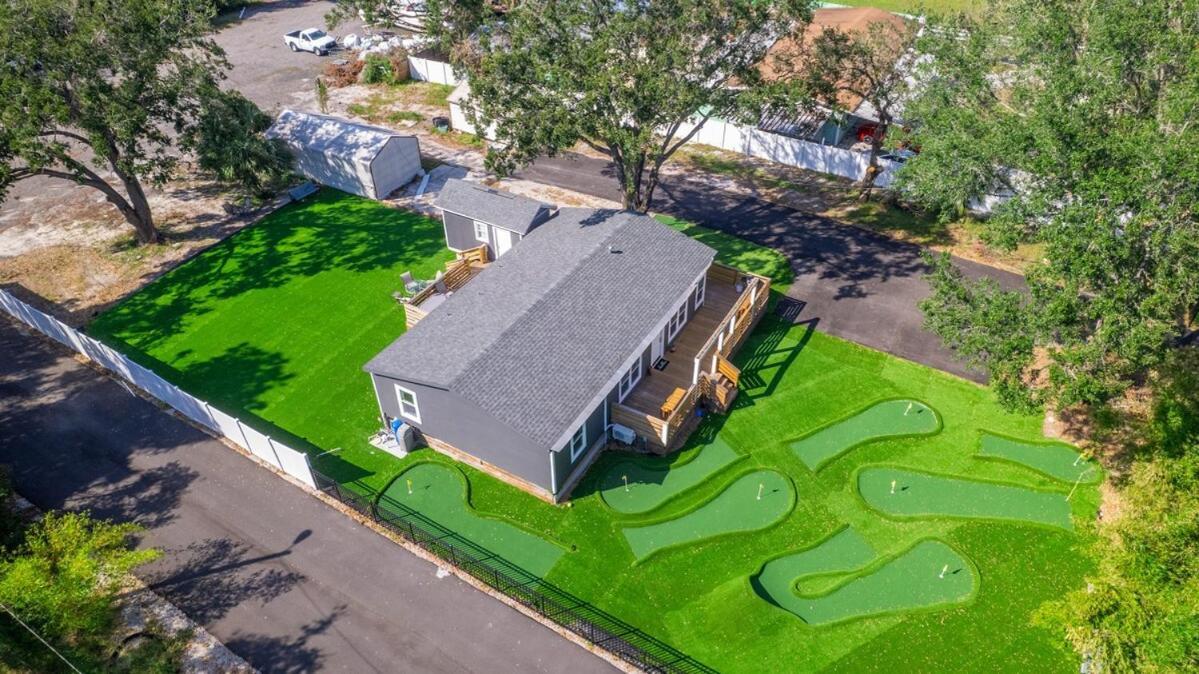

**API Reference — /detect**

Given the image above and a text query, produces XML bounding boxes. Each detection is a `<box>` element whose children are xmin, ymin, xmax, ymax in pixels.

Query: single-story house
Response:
<box><xmin>365</xmin><ymin>180</ymin><xmax>771</xmax><ymax>502</ymax></box>
<box><xmin>435</xmin><ymin>179</ymin><xmax>554</xmax><ymax>260</ymax></box>
<box><xmin>267</xmin><ymin>109</ymin><xmax>423</xmax><ymax>200</ymax></box>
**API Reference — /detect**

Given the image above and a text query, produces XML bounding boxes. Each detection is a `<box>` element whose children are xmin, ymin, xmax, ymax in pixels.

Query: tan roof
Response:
<box><xmin>759</xmin><ymin>7</ymin><xmax>910</xmax><ymax>111</ymax></box>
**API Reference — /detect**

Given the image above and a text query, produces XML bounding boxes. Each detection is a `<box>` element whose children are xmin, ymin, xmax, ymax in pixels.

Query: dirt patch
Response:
<box><xmin>0</xmin><ymin>174</ymin><xmax>268</xmax><ymax>327</ymax></box>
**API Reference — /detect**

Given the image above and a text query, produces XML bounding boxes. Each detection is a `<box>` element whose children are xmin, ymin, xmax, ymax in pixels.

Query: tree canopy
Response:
<box><xmin>901</xmin><ymin>0</ymin><xmax>1199</xmax><ymax>411</ymax></box>
<box><xmin>433</xmin><ymin>0</ymin><xmax>812</xmax><ymax>212</ymax></box>
<box><xmin>0</xmin><ymin>0</ymin><xmax>290</xmax><ymax>244</ymax></box>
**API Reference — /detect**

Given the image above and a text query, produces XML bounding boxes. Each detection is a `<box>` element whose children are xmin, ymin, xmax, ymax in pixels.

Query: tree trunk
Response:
<box><xmin>113</xmin><ymin>168</ymin><xmax>160</xmax><ymax>245</ymax></box>
<box><xmin>857</xmin><ymin>119</ymin><xmax>889</xmax><ymax>202</ymax></box>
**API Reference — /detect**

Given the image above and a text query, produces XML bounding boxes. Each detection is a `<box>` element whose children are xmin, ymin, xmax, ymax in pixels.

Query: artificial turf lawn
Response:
<box><xmin>754</xmin><ymin>526</ymin><xmax>876</xmax><ymax>599</ymax></box>
<box><xmin>88</xmin><ymin>196</ymin><xmax>1100</xmax><ymax>673</ymax></box>
<box><xmin>790</xmin><ymin>399</ymin><xmax>940</xmax><ymax>470</ymax></box>
<box><xmin>978</xmin><ymin>433</ymin><xmax>1101</xmax><ymax>484</ymax></box>
<box><xmin>782</xmin><ymin>540</ymin><xmax>976</xmax><ymax>626</ymax></box>
<box><xmin>622</xmin><ymin>470</ymin><xmax>795</xmax><ymax>561</ymax></box>
<box><xmin>88</xmin><ymin>189</ymin><xmax>454</xmax><ymax>491</ymax></box>
<box><xmin>379</xmin><ymin>463</ymin><xmax>564</xmax><ymax>576</ymax></box>
<box><xmin>599</xmin><ymin>436</ymin><xmax>742</xmax><ymax>514</ymax></box>
<box><xmin>859</xmin><ymin>467</ymin><xmax>1075</xmax><ymax>530</ymax></box>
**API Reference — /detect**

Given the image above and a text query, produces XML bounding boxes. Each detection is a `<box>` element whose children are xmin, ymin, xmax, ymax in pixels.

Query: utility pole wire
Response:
<box><xmin>0</xmin><ymin>602</ymin><xmax>85</xmax><ymax>673</ymax></box>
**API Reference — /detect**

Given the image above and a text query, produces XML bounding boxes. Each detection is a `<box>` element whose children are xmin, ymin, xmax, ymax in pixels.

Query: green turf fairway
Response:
<box><xmin>790</xmin><ymin>399</ymin><xmax>940</xmax><ymax>470</ymax></box>
<box><xmin>599</xmin><ymin>436</ymin><xmax>742</xmax><ymax>514</ymax></box>
<box><xmin>623</xmin><ymin>470</ymin><xmax>795</xmax><ymax>561</ymax></box>
<box><xmin>380</xmin><ymin>463</ymin><xmax>564</xmax><ymax>576</ymax></box>
<box><xmin>754</xmin><ymin>527</ymin><xmax>876</xmax><ymax>600</ymax></box>
<box><xmin>859</xmin><ymin>467</ymin><xmax>1074</xmax><ymax>530</ymax></box>
<box><xmin>762</xmin><ymin>539</ymin><xmax>977</xmax><ymax>626</ymax></box>
<box><xmin>89</xmin><ymin>202</ymin><xmax>1101</xmax><ymax>673</ymax></box>
<box><xmin>978</xmin><ymin>433</ymin><xmax>1101</xmax><ymax>484</ymax></box>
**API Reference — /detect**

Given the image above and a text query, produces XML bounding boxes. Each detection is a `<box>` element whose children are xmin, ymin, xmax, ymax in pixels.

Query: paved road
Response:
<box><xmin>0</xmin><ymin>318</ymin><xmax>612</xmax><ymax>674</ymax></box>
<box><xmin>518</xmin><ymin>154</ymin><xmax>1026</xmax><ymax>382</ymax></box>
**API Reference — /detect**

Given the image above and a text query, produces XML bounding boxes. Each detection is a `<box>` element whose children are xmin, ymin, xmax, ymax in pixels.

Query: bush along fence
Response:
<box><xmin>0</xmin><ymin>289</ymin><xmax>717</xmax><ymax>674</ymax></box>
<box><xmin>313</xmin><ymin>470</ymin><xmax>718</xmax><ymax>674</ymax></box>
<box><xmin>0</xmin><ymin>289</ymin><xmax>317</xmax><ymax>489</ymax></box>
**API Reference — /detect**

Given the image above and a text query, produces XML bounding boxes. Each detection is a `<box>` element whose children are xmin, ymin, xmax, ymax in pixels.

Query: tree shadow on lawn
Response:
<box><xmin>735</xmin><ymin>314</ymin><xmax>818</xmax><ymax>406</ymax></box>
<box><xmin>88</xmin><ymin>189</ymin><xmax>449</xmax><ymax>353</ymax></box>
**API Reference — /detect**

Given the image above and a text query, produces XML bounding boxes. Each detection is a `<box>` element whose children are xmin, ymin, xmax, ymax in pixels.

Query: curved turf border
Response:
<box><xmin>379</xmin><ymin>460</ymin><xmax>570</xmax><ymax>553</ymax></box>
<box><xmin>975</xmin><ymin>430</ymin><xmax>1103</xmax><ymax>485</ymax></box>
<box><xmin>623</xmin><ymin>468</ymin><xmax>798</xmax><ymax>565</ymax></box>
<box><xmin>788</xmin><ymin>397</ymin><xmax>944</xmax><ymax>472</ymax></box>
<box><xmin>851</xmin><ymin>463</ymin><xmax>1078</xmax><ymax>533</ymax></box>
<box><xmin>597</xmin><ymin>441</ymin><xmax>748</xmax><ymax>516</ymax></box>
<box><xmin>749</xmin><ymin>536</ymin><xmax>981</xmax><ymax>627</ymax></box>
<box><xmin>749</xmin><ymin>525</ymin><xmax>875</xmax><ymax>596</ymax></box>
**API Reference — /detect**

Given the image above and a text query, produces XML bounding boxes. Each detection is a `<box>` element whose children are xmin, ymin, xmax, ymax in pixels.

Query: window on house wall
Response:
<box><xmin>667</xmin><ymin>302</ymin><xmax>687</xmax><ymax>341</ymax></box>
<box><xmin>694</xmin><ymin>276</ymin><xmax>707</xmax><ymax>309</ymax></box>
<box><xmin>395</xmin><ymin>384</ymin><xmax>421</xmax><ymax>424</ymax></box>
<box><xmin>569</xmin><ymin>424</ymin><xmax>587</xmax><ymax>461</ymax></box>
<box><xmin>618</xmin><ymin>358</ymin><xmax>642</xmax><ymax>401</ymax></box>
<box><xmin>473</xmin><ymin>220</ymin><xmax>489</xmax><ymax>243</ymax></box>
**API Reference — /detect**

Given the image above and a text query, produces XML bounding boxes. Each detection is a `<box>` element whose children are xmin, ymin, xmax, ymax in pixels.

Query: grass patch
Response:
<box><xmin>622</xmin><ymin>470</ymin><xmax>795</xmax><ymax>562</ymax></box>
<box><xmin>599</xmin><ymin>436</ymin><xmax>742</xmax><ymax>514</ymax></box>
<box><xmin>859</xmin><ymin>467</ymin><xmax>1075</xmax><ymax>530</ymax></box>
<box><xmin>380</xmin><ymin>463</ymin><xmax>565</xmax><ymax>576</ymax></box>
<box><xmin>88</xmin><ymin>193</ymin><xmax>1100</xmax><ymax>673</ymax></box>
<box><xmin>978</xmin><ymin>433</ymin><xmax>1101</xmax><ymax>484</ymax></box>
<box><xmin>386</xmin><ymin>110</ymin><xmax>424</xmax><ymax>124</ymax></box>
<box><xmin>433</xmin><ymin>128</ymin><xmax>485</xmax><ymax>150</ymax></box>
<box><xmin>790</xmin><ymin>399</ymin><xmax>940</xmax><ymax>470</ymax></box>
<box><xmin>656</xmin><ymin>215</ymin><xmax>794</xmax><ymax>292</ymax></box>
<box><xmin>768</xmin><ymin>539</ymin><xmax>977</xmax><ymax>626</ymax></box>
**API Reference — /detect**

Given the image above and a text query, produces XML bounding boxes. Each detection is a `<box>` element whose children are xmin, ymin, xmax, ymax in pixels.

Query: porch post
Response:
<box><xmin>692</xmin><ymin>357</ymin><xmax>700</xmax><ymax>385</ymax></box>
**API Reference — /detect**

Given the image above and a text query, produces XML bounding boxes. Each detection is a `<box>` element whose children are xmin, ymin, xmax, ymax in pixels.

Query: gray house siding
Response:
<box><xmin>550</xmin><ymin>399</ymin><xmax>607</xmax><ymax>491</ymax></box>
<box><xmin>371</xmin><ymin>373</ymin><xmax>551</xmax><ymax>491</ymax></box>
<box><xmin>442</xmin><ymin>211</ymin><xmax>482</xmax><ymax>252</ymax></box>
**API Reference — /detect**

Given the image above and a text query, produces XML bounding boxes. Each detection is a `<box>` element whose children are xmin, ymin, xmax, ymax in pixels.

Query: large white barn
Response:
<box><xmin>267</xmin><ymin>110</ymin><xmax>423</xmax><ymax>200</ymax></box>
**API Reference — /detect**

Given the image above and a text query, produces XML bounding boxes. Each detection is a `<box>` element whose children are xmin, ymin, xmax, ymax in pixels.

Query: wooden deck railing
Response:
<box><xmin>402</xmin><ymin>247</ymin><xmax>489</xmax><ymax>328</ymax></box>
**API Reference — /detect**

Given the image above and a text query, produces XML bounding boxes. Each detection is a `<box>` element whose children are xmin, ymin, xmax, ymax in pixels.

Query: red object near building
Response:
<box><xmin>856</xmin><ymin>124</ymin><xmax>881</xmax><ymax>143</ymax></box>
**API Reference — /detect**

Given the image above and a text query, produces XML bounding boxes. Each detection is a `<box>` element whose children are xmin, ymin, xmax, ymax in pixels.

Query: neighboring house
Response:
<box><xmin>365</xmin><ymin>180</ymin><xmax>770</xmax><ymax>502</ymax></box>
<box><xmin>435</xmin><ymin>179</ymin><xmax>554</xmax><ymax>260</ymax></box>
<box><xmin>267</xmin><ymin>109</ymin><xmax>423</xmax><ymax>200</ymax></box>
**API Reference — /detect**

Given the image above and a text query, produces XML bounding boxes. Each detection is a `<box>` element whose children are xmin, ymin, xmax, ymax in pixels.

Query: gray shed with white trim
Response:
<box><xmin>267</xmin><ymin>109</ymin><xmax>422</xmax><ymax>200</ymax></box>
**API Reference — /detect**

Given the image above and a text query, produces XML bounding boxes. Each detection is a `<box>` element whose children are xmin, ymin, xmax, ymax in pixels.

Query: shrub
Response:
<box><xmin>362</xmin><ymin>54</ymin><xmax>393</xmax><ymax>85</ymax></box>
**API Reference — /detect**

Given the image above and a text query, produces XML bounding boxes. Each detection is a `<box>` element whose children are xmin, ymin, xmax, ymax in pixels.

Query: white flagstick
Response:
<box><xmin>622</xmin><ymin>474</ymin><xmax>629</xmax><ymax>492</ymax></box>
<box><xmin>1066</xmin><ymin>468</ymin><xmax>1096</xmax><ymax>501</ymax></box>
<box><xmin>757</xmin><ymin>483</ymin><xmax>764</xmax><ymax>500</ymax></box>
<box><xmin>904</xmin><ymin>402</ymin><xmax>913</xmax><ymax>416</ymax></box>
<box><xmin>406</xmin><ymin>478</ymin><xmax>413</xmax><ymax>495</ymax></box>
<box><xmin>939</xmin><ymin>564</ymin><xmax>948</xmax><ymax>579</ymax></box>
<box><xmin>890</xmin><ymin>479</ymin><xmax>897</xmax><ymax>495</ymax></box>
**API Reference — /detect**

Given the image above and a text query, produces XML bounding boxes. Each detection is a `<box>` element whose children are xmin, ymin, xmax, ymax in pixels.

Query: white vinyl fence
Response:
<box><xmin>677</xmin><ymin>116</ymin><xmax>900</xmax><ymax>187</ymax></box>
<box><xmin>407</xmin><ymin>54</ymin><xmax>458</xmax><ymax>86</ymax></box>
<box><xmin>0</xmin><ymin>290</ymin><xmax>317</xmax><ymax>490</ymax></box>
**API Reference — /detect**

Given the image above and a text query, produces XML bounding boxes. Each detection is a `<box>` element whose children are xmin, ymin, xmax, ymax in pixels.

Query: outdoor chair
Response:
<box><xmin>433</xmin><ymin>270</ymin><xmax>447</xmax><ymax>294</ymax></box>
<box><xmin>400</xmin><ymin>271</ymin><xmax>427</xmax><ymax>295</ymax></box>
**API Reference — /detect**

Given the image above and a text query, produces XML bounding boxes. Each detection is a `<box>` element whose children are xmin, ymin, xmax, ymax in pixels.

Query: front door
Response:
<box><xmin>494</xmin><ymin>228</ymin><xmax>515</xmax><ymax>257</ymax></box>
<box><xmin>650</xmin><ymin>329</ymin><xmax>664</xmax><ymax>363</ymax></box>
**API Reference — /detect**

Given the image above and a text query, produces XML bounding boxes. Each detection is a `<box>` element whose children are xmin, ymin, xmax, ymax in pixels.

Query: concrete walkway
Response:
<box><xmin>0</xmin><ymin>318</ymin><xmax>612</xmax><ymax>674</ymax></box>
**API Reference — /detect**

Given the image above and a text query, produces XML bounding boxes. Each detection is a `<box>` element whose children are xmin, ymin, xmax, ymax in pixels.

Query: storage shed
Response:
<box><xmin>267</xmin><ymin>109</ymin><xmax>423</xmax><ymax>200</ymax></box>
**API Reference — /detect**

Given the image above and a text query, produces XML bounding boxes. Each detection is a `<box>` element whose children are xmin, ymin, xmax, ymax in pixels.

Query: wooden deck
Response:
<box><xmin>402</xmin><ymin>245</ymin><xmax>488</xmax><ymax>328</ymax></box>
<box><xmin>623</xmin><ymin>278</ymin><xmax>742</xmax><ymax>416</ymax></box>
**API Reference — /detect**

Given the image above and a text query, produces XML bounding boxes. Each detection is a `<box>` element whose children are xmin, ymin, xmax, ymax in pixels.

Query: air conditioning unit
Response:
<box><xmin>610</xmin><ymin>423</ymin><xmax>636</xmax><ymax>445</ymax></box>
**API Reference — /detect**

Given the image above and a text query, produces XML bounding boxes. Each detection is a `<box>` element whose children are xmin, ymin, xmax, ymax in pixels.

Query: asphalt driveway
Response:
<box><xmin>0</xmin><ymin>317</ymin><xmax>611</xmax><ymax>674</ymax></box>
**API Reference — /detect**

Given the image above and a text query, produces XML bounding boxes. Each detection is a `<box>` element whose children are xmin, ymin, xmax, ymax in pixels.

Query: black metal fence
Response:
<box><xmin>311</xmin><ymin>469</ymin><xmax>718</xmax><ymax>674</ymax></box>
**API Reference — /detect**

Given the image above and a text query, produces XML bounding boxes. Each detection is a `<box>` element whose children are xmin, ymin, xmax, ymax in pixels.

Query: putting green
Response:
<box><xmin>758</xmin><ymin>539</ymin><xmax>976</xmax><ymax>625</ymax></box>
<box><xmin>599</xmin><ymin>437</ymin><xmax>742</xmax><ymax>514</ymax></box>
<box><xmin>754</xmin><ymin>527</ymin><xmax>876</xmax><ymax>599</ymax></box>
<box><xmin>979</xmin><ymin>433</ymin><xmax>1101</xmax><ymax>484</ymax></box>
<box><xmin>623</xmin><ymin>470</ymin><xmax>795</xmax><ymax>562</ymax></box>
<box><xmin>379</xmin><ymin>463</ymin><xmax>564</xmax><ymax>576</ymax></box>
<box><xmin>790</xmin><ymin>399</ymin><xmax>940</xmax><ymax>470</ymax></box>
<box><xmin>859</xmin><ymin>467</ymin><xmax>1074</xmax><ymax>530</ymax></box>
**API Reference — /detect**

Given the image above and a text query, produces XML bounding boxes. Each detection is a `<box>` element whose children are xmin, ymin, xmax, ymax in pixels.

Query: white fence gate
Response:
<box><xmin>0</xmin><ymin>290</ymin><xmax>317</xmax><ymax>490</ymax></box>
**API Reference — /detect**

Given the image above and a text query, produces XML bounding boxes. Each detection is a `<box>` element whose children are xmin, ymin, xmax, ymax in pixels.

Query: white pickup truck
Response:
<box><xmin>283</xmin><ymin>28</ymin><xmax>336</xmax><ymax>56</ymax></box>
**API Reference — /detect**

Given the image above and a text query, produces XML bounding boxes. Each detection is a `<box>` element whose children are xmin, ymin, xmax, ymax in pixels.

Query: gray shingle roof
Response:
<box><xmin>365</xmin><ymin>208</ymin><xmax>716</xmax><ymax>451</ymax></box>
<box><xmin>434</xmin><ymin>179</ymin><xmax>553</xmax><ymax>235</ymax></box>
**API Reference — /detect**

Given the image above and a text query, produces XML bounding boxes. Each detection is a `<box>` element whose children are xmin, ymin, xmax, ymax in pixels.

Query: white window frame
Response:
<box><xmin>473</xmin><ymin>220</ymin><xmax>489</xmax><ymax>243</ymax></box>
<box><xmin>569</xmin><ymin>425</ymin><xmax>587</xmax><ymax>461</ymax></box>
<box><xmin>667</xmin><ymin>303</ymin><xmax>687</xmax><ymax>342</ymax></box>
<box><xmin>394</xmin><ymin>384</ymin><xmax>422</xmax><ymax>424</ymax></box>
<box><xmin>694</xmin><ymin>277</ymin><xmax>706</xmax><ymax>310</ymax></box>
<box><xmin>617</xmin><ymin>359</ymin><xmax>643</xmax><ymax>402</ymax></box>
